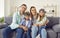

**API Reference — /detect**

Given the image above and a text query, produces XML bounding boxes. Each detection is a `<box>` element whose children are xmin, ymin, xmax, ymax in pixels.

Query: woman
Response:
<box><xmin>30</xmin><ymin>6</ymin><xmax>38</xmax><ymax>24</ymax></box>
<box><xmin>30</xmin><ymin>6</ymin><xmax>38</xmax><ymax>38</ymax></box>
<box><xmin>31</xmin><ymin>8</ymin><xmax>49</xmax><ymax>38</ymax></box>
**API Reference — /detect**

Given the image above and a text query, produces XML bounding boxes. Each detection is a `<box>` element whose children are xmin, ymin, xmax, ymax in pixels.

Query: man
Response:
<box><xmin>3</xmin><ymin>4</ymin><xmax>27</xmax><ymax>38</ymax></box>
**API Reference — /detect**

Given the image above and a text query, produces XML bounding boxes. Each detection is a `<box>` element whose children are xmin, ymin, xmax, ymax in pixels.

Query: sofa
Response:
<box><xmin>0</xmin><ymin>17</ymin><xmax>60</xmax><ymax>38</ymax></box>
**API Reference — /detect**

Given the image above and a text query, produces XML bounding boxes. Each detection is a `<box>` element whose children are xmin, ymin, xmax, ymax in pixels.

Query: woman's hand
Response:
<box><xmin>38</xmin><ymin>24</ymin><xmax>42</xmax><ymax>27</ymax></box>
<box><xmin>33</xmin><ymin>24</ymin><xmax>39</xmax><ymax>26</ymax></box>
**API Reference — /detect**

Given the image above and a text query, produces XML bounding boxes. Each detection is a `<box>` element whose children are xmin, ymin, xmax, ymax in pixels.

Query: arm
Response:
<box><xmin>9</xmin><ymin>13</ymin><xmax>20</xmax><ymax>29</ymax></box>
<box><xmin>19</xmin><ymin>19</ymin><xmax>29</xmax><ymax>31</ymax></box>
<box><xmin>28</xmin><ymin>20</ymin><xmax>33</xmax><ymax>28</ymax></box>
<box><xmin>24</xmin><ymin>20</ymin><xmax>32</xmax><ymax>31</ymax></box>
<box><xmin>45</xmin><ymin>19</ymin><xmax>49</xmax><ymax>25</ymax></box>
<box><xmin>36</xmin><ymin>16</ymin><xmax>48</xmax><ymax>26</ymax></box>
<box><xmin>19</xmin><ymin>19</ymin><xmax>25</xmax><ymax>28</ymax></box>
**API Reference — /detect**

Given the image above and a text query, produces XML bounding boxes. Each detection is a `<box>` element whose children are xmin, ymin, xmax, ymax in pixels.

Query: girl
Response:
<box><xmin>32</xmin><ymin>9</ymin><xmax>49</xmax><ymax>38</ymax></box>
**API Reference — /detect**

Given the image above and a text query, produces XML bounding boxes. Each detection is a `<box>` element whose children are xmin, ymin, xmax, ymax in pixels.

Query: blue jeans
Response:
<box><xmin>3</xmin><ymin>27</ymin><xmax>24</xmax><ymax>38</ymax></box>
<box><xmin>3</xmin><ymin>27</ymin><xmax>31</xmax><ymax>38</ymax></box>
<box><xmin>23</xmin><ymin>28</ymin><xmax>31</xmax><ymax>38</ymax></box>
<box><xmin>32</xmin><ymin>26</ymin><xmax>47</xmax><ymax>38</ymax></box>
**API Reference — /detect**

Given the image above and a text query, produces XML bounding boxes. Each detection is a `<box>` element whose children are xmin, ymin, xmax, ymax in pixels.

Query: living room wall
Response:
<box><xmin>4</xmin><ymin>0</ymin><xmax>60</xmax><ymax>17</ymax></box>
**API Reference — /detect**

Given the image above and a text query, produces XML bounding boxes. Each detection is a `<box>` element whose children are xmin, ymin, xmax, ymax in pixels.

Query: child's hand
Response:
<box><xmin>19</xmin><ymin>25</ymin><xmax>28</xmax><ymax>31</ymax></box>
<box><xmin>23</xmin><ymin>26</ymin><xmax>28</xmax><ymax>31</ymax></box>
<box><xmin>25</xmin><ymin>27</ymin><xmax>28</xmax><ymax>31</ymax></box>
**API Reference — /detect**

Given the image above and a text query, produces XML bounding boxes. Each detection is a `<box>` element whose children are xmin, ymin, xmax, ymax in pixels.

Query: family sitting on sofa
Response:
<box><xmin>3</xmin><ymin>4</ymin><xmax>49</xmax><ymax>38</ymax></box>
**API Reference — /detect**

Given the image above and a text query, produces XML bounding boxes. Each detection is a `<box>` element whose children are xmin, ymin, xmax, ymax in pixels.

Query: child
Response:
<box><xmin>20</xmin><ymin>12</ymin><xmax>32</xmax><ymax>38</ymax></box>
<box><xmin>35</xmin><ymin>9</ymin><xmax>48</xmax><ymax>26</ymax></box>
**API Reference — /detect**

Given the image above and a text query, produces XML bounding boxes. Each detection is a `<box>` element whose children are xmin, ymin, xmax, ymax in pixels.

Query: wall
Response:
<box><xmin>4</xmin><ymin>0</ymin><xmax>10</xmax><ymax>17</ymax></box>
<box><xmin>4</xmin><ymin>0</ymin><xmax>60</xmax><ymax>17</ymax></box>
<box><xmin>0</xmin><ymin>0</ymin><xmax>4</xmax><ymax>18</ymax></box>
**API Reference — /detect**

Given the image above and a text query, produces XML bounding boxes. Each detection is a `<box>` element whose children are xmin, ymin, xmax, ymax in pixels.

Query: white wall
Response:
<box><xmin>57</xmin><ymin>0</ymin><xmax>60</xmax><ymax>17</ymax></box>
<box><xmin>4</xmin><ymin>0</ymin><xmax>10</xmax><ymax>17</ymax></box>
<box><xmin>15</xmin><ymin>0</ymin><xmax>59</xmax><ymax>10</ymax></box>
<box><xmin>0</xmin><ymin>0</ymin><xmax>4</xmax><ymax>18</ymax></box>
<box><xmin>5</xmin><ymin>0</ymin><xmax>60</xmax><ymax>17</ymax></box>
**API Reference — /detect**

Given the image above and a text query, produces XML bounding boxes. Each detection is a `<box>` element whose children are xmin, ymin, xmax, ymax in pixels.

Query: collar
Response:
<box><xmin>17</xmin><ymin>11</ymin><xmax>20</xmax><ymax>16</ymax></box>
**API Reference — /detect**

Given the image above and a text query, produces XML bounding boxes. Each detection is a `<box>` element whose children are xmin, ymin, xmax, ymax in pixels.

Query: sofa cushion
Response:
<box><xmin>52</xmin><ymin>24</ymin><xmax>60</xmax><ymax>32</ymax></box>
<box><xmin>58</xmin><ymin>33</ymin><xmax>60</xmax><ymax>38</ymax></box>
<box><xmin>46</xmin><ymin>17</ymin><xmax>59</xmax><ymax>28</ymax></box>
<box><xmin>4</xmin><ymin>17</ymin><xmax>12</xmax><ymax>25</ymax></box>
<box><xmin>46</xmin><ymin>29</ymin><xmax>57</xmax><ymax>38</ymax></box>
<box><xmin>0</xmin><ymin>29</ymin><xmax>3</xmax><ymax>38</ymax></box>
<box><xmin>0</xmin><ymin>23</ymin><xmax>8</xmax><ymax>29</ymax></box>
<box><xmin>4</xmin><ymin>17</ymin><xmax>60</xmax><ymax>28</ymax></box>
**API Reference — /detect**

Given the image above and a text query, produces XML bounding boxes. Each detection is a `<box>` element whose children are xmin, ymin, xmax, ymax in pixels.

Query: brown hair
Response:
<box><xmin>18</xmin><ymin>4</ymin><xmax>27</xmax><ymax>10</ymax></box>
<box><xmin>30</xmin><ymin>6</ymin><xmax>37</xmax><ymax>19</ymax></box>
<box><xmin>39</xmin><ymin>9</ymin><xmax>46</xmax><ymax>21</ymax></box>
<box><xmin>24</xmin><ymin>12</ymin><xmax>30</xmax><ymax>16</ymax></box>
<box><xmin>39</xmin><ymin>9</ymin><xmax>46</xmax><ymax>13</ymax></box>
<box><xmin>19</xmin><ymin>4</ymin><xmax>27</xmax><ymax>8</ymax></box>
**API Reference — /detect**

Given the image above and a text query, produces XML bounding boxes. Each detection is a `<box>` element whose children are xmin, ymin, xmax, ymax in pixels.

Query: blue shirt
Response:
<box><xmin>20</xmin><ymin>18</ymin><xmax>32</xmax><ymax>28</ymax></box>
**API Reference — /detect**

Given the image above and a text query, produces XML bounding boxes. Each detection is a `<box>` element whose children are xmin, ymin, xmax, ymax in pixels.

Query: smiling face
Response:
<box><xmin>30</xmin><ymin>7</ymin><xmax>37</xmax><ymax>16</ymax></box>
<box><xmin>39</xmin><ymin>11</ymin><xmax>45</xmax><ymax>17</ymax></box>
<box><xmin>20</xmin><ymin>6</ymin><xmax>27</xmax><ymax>12</ymax></box>
<box><xmin>20</xmin><ymin>5</ymin><xmax>27</xmax><ymax>13</ymax></box>
<box><xmin>18</xmin><ymin>4</ymin><xmax>27</xmax><ymax>14</ymax></box>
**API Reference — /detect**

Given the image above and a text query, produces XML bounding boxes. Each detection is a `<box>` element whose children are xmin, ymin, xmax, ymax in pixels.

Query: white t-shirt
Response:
<box><xmin>26</xmin><ymin>20</ymin><xmax>29</xmax><ymax>27</ymax></box>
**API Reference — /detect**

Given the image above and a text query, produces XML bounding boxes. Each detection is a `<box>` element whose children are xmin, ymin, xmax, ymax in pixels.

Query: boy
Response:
<box><xmin>20</xmin><ymin>12</ymin><xmax>32</xmax><ymax>38</ymax></box>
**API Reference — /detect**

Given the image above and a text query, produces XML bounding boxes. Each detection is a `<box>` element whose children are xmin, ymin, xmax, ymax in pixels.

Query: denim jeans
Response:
<box><xmin>3</xmin><ymin>27</ymin><xmax>31</xmax><ymax>38</ymax></box>
<box><xmin>23</xmin><ymin>28</ymin><xmax>31</xmax><ymax>38</ymax></box>
<box><xmin>32</xmin><ymin>26</ymin><xmax>47</xmax><ymax>38</ymax></box>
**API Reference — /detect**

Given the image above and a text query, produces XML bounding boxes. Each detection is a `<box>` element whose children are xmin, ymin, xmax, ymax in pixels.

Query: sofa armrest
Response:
<box><xmin>0</xmin><ymin>23</ymin><xmax>8</xmax><ymax>29</ymax></box>
<box><xmin>52</xmin><ymin>24</ymin><xmax>60</xmax><ymax>33</ymax></box>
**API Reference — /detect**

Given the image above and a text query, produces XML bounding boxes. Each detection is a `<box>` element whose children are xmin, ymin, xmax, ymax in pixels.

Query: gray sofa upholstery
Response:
<box><xmin>52</xmin><ymin>24</ymin><xmax>60</xmax><ymax>33</ymax></box>
<box><xmin>0</xmin><ymin>17</ymin><xmax>60</xmax><ymax>38</ymax></box>
<box><xmin>58</xmin><ymin>33</ymin><xmax>60</xmax><ymax>38</ymax></box>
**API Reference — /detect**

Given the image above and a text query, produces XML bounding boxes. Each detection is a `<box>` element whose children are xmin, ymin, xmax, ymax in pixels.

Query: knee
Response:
<box><xmin>41</xmin><ymin>29</ymin><xmax>47</xmax><ymax>34</ymax></box>
<box><xmin>3</xmin><ymin>28</ymin><xmax>7</xmax><ymax>35</ymax></box>
<box><xmin>32</xmin><ymin>26</ymin><xmax>38</xmax><ymax>31</ymax></box>
<box><xmin>41</xmin><ymin>29</ymin><xmax>46</xmax><ymax>32</ymax></box>
<box><xmin>16</xmin><ymin>28</ymin><xmax>24</xmax><ymax>33</ymax></box>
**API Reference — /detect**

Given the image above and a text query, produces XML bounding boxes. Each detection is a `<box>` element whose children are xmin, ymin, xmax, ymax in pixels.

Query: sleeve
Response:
<box><xmin>28</xmin><ymin>20</ymin><xmax>33</xmax><ymax>28</ymax></box>
<box><xmin>36</xmin><ymin>16</ymin><xmax>47</xmax><ymax>25</ymax></box>
<box><xmin>9</xmin><ymin>13</ymin><xmax>19</xmax><ymax>29</ymax></box>
<box><xmin>19</xmin><ymin>19</ymin><xmax>25</xmax><ymax>25</ymax></box>
<box><xmin>46</xmin><ymin>18</ymin><xmax>49</xmax><ymax>24</ymax></box>
<box><xmin>47</xmin><ymin>19</ymin><xmax>49</xmax><ymax>23</ymax></box>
